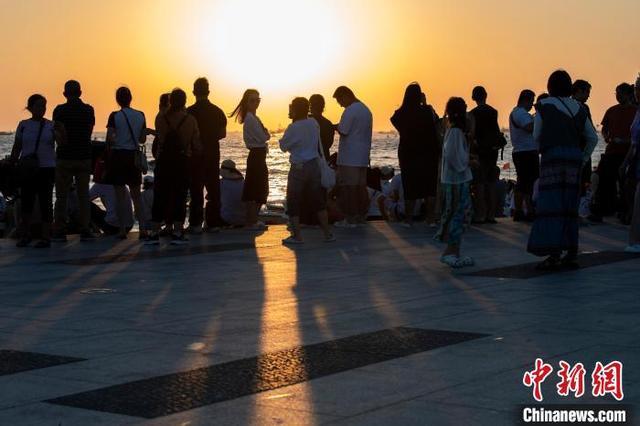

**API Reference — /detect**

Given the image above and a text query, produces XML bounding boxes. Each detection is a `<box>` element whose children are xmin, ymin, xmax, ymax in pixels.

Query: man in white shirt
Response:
<box><xmin>333</xmin><ymin>86</ymin><xmax>373</xmax><ymax>227</ymax></box>
<box><xmin>509</xmin><ymin>89</ymin><xmax>538</xmax><ymax>221</ymax></box>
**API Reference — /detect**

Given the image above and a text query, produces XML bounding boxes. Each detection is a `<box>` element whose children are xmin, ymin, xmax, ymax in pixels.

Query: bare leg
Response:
<box><xmin>443</xmin><ymin>243</ymin><xmax>460</xmax><ymax>257</ymax></box>
<box><xmin>129</xmin><ymin>185</ymin><xmax>144</xmax><ymax>237</ymax></box>
<box><xmin>114</xmin><ymin>185</ymin><xmax>128</xmax><ymax>237</ymax></box>
<box><xmin>289</xmin><ymin>216</ymin><xmax>302</xmax><ymax>241</ymax></box>
<box><xmin>317</xmin><ymin>209</ymin><xmax>332</xmax><ymax>238</ymax></box>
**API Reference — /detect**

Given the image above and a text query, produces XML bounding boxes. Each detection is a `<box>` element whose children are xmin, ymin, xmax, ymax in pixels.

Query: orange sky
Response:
<box><xmin>0</xmin><ymin>0</ymin><xmax>639</xmax><ymax>132</ymax></box>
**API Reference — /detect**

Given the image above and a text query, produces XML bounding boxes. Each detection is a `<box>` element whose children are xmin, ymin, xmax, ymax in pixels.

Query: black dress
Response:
<box><xmin>391</xmin><ymin>105</ymin><xmax>440</xmax><ymax>199</ymax></box>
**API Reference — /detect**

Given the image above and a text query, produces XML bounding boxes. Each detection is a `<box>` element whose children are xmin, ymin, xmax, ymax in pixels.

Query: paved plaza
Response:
<box><xmin>0</xmin><ymin>220</ymin><xmax>638</xmax><ymax>425</ymax></box>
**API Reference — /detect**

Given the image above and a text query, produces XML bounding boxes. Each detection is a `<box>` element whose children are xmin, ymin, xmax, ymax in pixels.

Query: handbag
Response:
<box><xmin>122</xmin><ymin>109</ymin><xmax>149</xmax><ymax>174</ymax></box>
<box><xmin>316</xmin><ymin>135</ymin><xmax>335</xmax><ymax>189</ymax></box>
<box><xmin>18</xmin><ymin>120</ymin><xmax>45</xmax><ymax>184</ymax></box>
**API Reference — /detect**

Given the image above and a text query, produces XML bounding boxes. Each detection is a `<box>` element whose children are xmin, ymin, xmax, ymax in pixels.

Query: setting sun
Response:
<box><xmin>197</xmin><ymin>0</ymin><xmax>345</xmax><ymax>91</ymax></box>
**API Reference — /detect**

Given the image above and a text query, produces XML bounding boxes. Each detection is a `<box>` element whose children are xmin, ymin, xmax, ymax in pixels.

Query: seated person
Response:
<box><xmin>89</xmin><ymin>182</ymin><xmax>133</xmax><ymax>235</ymax></box>
<box><xmin>220</xmin><ymin>160</ymin><xmax>246</xmax><ymax>227</ymax></box>
<box><xmin>380</xmin><ymin>173</ymin><xmax>423</xmax><ymax>222</ymax></box>
<box><xmin>367</xmin><ymin>166</ymin><xmax>394</xmax><ymax>220</ymax></box>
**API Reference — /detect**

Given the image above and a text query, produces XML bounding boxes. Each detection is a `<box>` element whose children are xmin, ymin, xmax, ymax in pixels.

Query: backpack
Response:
<box><xmin>162</xmin><ymin>115</ymin><xmax>188</xmax><ymax>159</ymax></box>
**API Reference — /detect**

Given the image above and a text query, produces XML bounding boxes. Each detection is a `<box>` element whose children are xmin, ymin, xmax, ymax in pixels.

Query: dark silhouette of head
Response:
<box><xmin>159</xmin><ymin>93</ymin><xmax>170</xmax><ymax>112</ymax></box>
<box><xmin>471</xmin><ymin>86</ymin><xmax>487</xmax><ymax>105</ymax></box>
<box><xmin>517</xmin><ymin>89</ymin><xmax>536</xmax><ymax>111</ymax></box>
<box><xmin>64</xmin><ymin>80</ymin><xmax>82</xmax><ymax>100</ymax></box>
<box><xmin>168</xmin><ymin>88</ymin><xmax>187</xmax><ymax>114</ymax></box>
<box><xmin>536</xmin><ymin>93</ymin><xmax>550</xmax><ymax>103</ymax></box>
<box><xmin>446</xmin><ymin>97</ymin><xmax>467</xmax><ymax>130</ymax></box>
<box><xmin>193</xmin><ymin>77</ymin><xmax>210</xmax><ymax>98</ymax></box>
<box><xmin>547</xmin><ymin>70</ymin><xmax>573</xmax><ymax>97</ymax></box>
<box><xmin>309</xmin><ymin>94</ymin><xmax>325</xmax><ymax>116</ymax></box>
<box><xmin>289</xmin><ymin>97</ymin><xmax>309</xmax><ymax>121</ymax></box>
<box><xmin>26</xmin><ymin>94</ymin><xmax>47</xmax><ymax>119</ymax></box>
<box><xmin>400</xmin><ymin>83</ymin><xmax>422</xmax><ymax>110</ymax></box>
<box><xmin>333</xmin><ymin>86</ymin><xmax>356</xmax><ymax>108</ymax></box>
<box><xmin>572</xmin><ymin>79</ymin><xmax>591</xmax><ymax>102</ymax></box>
<box><xmin>229</xmin><ymin>89</ymin><xmax>260</xmax><ymax>123</ymax></box>
<box><xmin>116</xmin><ymin>87</ymin><xmax>132</xmax><ymax>108</ymax></box>
<box><xmin>615</xmin><ymin>83</ymin><xmax>634</xmax><ymax>104</ymax></box>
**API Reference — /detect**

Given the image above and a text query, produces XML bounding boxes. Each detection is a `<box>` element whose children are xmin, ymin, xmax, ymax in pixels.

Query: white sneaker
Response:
<box><xmin>334</xmin><ymin>220</ymin><xmax>357</xmax><ymax>229</ymax></box>
<box><xmin>624</xmin><ymin>244</ymin><xmax>640</xmax><ymax>253</ymax></box>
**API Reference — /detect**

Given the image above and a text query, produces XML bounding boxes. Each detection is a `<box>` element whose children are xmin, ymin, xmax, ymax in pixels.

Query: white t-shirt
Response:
<box><xmin>337</xmin><ymin>101</ymin><xmax>373</xmax><ymax>167</ymax></box>
<box><xmin>107</xmin><ymin>108</ymin><xmax>146</xmax><ymax>150</ymax></box>
<box><xmin>221</xmin><ymin>178</ymin><xmax>246</xmax><ymax>225</ymax></box>
<box><xmin>243</xmin><ymin>112</ymin><xmax>270</xmax><ymax>149</ymax></box>
<box><xmin>16</xmin><ymin>119</ymin><xmax>56</xmax><ymax>168</ymax></box>
<box><xmin>509</xmin><ymin>107</ymin><xmax>536</xmax><ymax>153</ymax></box>
<box><xmin>89</xmin><ymin>183</ymin><xmax>133</xmax><ymax>227</ymax></box>
<box><xmin>279</xmin><ymin>118</ymin><xmax>320</xmax><ymax>164</ymax></box>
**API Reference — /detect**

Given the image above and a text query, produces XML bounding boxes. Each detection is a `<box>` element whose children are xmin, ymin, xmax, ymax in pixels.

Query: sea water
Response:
<box><xmin>0</xmin><ymin>131</ymin><xmax>606</xmax><ymax>208</ymax></box>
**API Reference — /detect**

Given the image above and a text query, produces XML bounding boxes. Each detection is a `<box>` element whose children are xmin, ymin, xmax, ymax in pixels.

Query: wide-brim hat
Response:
<box><xmin>221</xmin><ymin>159</ymin><xmax>243</xmax><ymax>180</ymax></box>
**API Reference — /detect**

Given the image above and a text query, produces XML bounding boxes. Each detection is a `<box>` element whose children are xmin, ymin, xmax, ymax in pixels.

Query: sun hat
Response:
<box><xmin>220</xmin><ymin>159</ymin><xmax>243</xmax><ymax>180</ymax></box>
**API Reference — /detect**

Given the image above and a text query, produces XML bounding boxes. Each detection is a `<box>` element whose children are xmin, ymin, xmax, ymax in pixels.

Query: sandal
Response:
<box><xmin>535</xmin><ymin>256</ymin><xmax>560</xmax><ymax>271</ymax></box>
<box><xmin>282</xmin><ymin>236</ymin><xmax>304</xmax><ymax>245</ymax></box>
<box><xmin>459</xmin><ymin>256</ymin><xmax>475</xmax><ymax>267</ymax></box>
<box><xmin>324</xmin><ymin>234</ymin><xmax>336</xmax><ymax>243</ymax></box>
<box><xmin>440</xmin><ymin>255</ymin><xmax>464</xmax><ymax>269</ymax></box>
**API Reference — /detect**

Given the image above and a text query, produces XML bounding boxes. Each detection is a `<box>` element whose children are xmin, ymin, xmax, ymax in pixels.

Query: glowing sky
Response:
<box><xmin>0</xmin><ymin>0</ymin><xmax>638</xmax><ymax>131</ymax></box>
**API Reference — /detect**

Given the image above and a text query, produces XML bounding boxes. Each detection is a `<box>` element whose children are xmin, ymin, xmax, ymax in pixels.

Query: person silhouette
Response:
<box><xmin>229</xmin><ymin>89</ymin><xmax>270</xmax><ymax>230</ymax></box>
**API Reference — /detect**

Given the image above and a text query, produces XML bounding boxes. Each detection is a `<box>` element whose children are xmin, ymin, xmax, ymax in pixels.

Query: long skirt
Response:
<box><xmin>242</xmin><ymin>148</ymin><xmax>269</xmax><ymax>204</ymax></box>
<box><xmin>527</xmin><ymin>146</ymin><xmax>582</xmax><ymax>256</ymax></box>
<box><xmin>434</xmin><ymin>182</ymin><xmax>471</xmax><ymax>246</ymax></box>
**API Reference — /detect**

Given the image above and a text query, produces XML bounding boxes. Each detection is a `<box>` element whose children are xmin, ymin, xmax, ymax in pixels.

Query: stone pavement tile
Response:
<box><xmin>0</xmin><ymin>403</ymin><xmax>138</xmax><ymax>426</ymax></box>
<box><xmin>323</xmin><ymin>399</ymin><xmax>509</xmax><ymax>426</ymax></box>
<box><xmin>250</xmin><ymin>368</ymin><xmax>437</xmax><ymax>417</ymax></box>
<box><xmin>26</xmin><ymin>347</ymin><xmax>239</xmax><ymax>385</ymax></box>
<box><xmin>0</xmin><ymin>373</ymin><xmax>108</xmax><ymax>410</ymax></box>
<box><xmin>20</xmin><ymin>329</ymin><xmax>222</xmax><ymax>359</ymax></box>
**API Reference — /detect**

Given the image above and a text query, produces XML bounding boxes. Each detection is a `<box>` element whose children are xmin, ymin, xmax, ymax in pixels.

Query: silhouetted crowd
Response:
<box><xmin>2</xmin><ymin>70</ymin><xmax>639</xmax><ymax>270</ymax></box>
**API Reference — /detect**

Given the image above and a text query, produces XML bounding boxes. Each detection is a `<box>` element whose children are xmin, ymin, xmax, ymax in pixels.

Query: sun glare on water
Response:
<box><xmin>199</xmin><ymin>0</ymin><xmax>344</xmax><ymax>91</ymax></box>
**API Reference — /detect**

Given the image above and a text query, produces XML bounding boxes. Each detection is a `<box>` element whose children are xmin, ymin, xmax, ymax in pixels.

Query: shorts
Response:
<box><xmin>286</xmin><ymin>159</ymin><xmax>326</xmax><ymax>217</ymax></box>
<box><xmin>105</xmin><ymin>149</ymin><xmax>142</xmax><ymax>187</ymax></box>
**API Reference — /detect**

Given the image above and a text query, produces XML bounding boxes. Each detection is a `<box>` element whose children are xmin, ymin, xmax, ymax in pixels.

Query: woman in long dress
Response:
<box><xmin>229</xmin><ymin>89</ymin><xmax>270</xmax><ymax>230</ymax></box>
<box><xmin>390</xmin><ymin>83</ymin><xmax>440</xmax><ymax>226</ymax></box>
<box><xmin>527</xmin><ymin>70</ymin><xmax>598</xmax><ymax>269</ymax></box>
